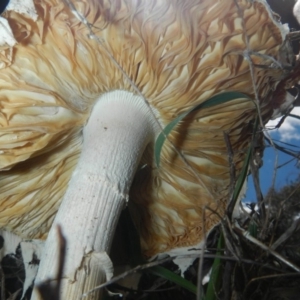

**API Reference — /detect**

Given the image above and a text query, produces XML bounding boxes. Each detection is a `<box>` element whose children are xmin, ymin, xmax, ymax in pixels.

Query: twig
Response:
<box><xmin>277</xmin><ymin>157</ymin><xmax>298</xmax><ymax>169</ymax></box>
<box><xmin>247</xmin><ymin>51</ymin><xmax>284</xmax><ymax>69</ymax></box>
<box><xmin>233</xmin><ymin>0</ymin><xmax>280</xmax><ymax>239</ymax></box>
<box><xmin>7</xmin><ymin>289</ymin><xmax>22</xmax><ymax>300</ymax></box>
<box><xmin>82</xmin><ymin>250</ymin><xmax>288</xmax><ymax>298</ymax></box>
<box><xmin>81</xmin><ymin>256</ymin><xmax>183</xmax><ymax>298</ymax></box>
<box><xmin>270</xmin><ymin>182</ymin><xmax>300</xmax><ymax>247</ymax></box>
<box><xmin>271</xmin><ymin>218</ymin><xmax>300</xmax><ymax>250</ymax></box>
<box><xmin>287</xmin><ymin>30</ymin><xmax>300</xmax><ymax>41</ymax></box>
<box><xmin>233</xmin><ymin>223</ymin><xmax>300</xmax><ymax>272</ymax></box>
<box><xmin>244</xmin><ymin>272</ymin><xmax>300</xmax><ymax>295</ymax></box>
<box><xmin>222</xmin><ymin>216</ymin><xmax>241</xmax><ymax>262</ymax></box>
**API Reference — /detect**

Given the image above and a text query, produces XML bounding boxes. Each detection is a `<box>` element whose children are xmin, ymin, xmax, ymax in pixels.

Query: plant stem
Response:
<box><xmin>32</xmin><ymin>90</ymin><xmax>157</xmax><ymax>299</ymax></box>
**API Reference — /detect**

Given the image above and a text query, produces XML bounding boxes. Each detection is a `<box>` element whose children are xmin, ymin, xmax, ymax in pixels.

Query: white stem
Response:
<box><xmin>32</xmin><ymin>90</ymin><xmax>157</xmax><ymax>299</ymax></box>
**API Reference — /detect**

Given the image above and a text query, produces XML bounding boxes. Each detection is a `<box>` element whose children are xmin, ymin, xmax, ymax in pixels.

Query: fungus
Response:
<box><xmin>0</xmin><ymin>0</ymin><xmax>299</xmax><ymax>299</ymax></box>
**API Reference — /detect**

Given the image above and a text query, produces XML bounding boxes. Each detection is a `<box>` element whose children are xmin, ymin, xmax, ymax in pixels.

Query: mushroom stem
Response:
<box><xmin>32</xmin><ymin>90</ymin><xmax>157</xmax><ymax>299</ymax></box>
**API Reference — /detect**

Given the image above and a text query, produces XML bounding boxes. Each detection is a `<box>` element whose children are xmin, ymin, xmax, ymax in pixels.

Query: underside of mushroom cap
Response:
<box><xmin>0</xmin><ymin>0</ymin><xmax>299</xmax><ymax>255</ymax></box>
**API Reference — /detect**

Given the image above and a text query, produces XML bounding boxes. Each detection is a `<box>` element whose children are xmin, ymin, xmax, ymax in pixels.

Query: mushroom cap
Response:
<box><xmin>0</xmin><ymin>0</ymin><xmax>298</xmax><ymax>255</ymax></box>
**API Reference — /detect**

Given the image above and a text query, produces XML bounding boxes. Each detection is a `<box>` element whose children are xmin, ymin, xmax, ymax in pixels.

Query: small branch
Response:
<box><xmin>83</xmin><ymin>251</ymin><xmax>292</xmax><ymax>299</ymax></box>
<box><xmin>81</xmin><ymin>256</ymin><xmax>181</xmax><ymax>298</ymax></box>
<box><xmin>247</xmin><ymin>51</ymin><xmax>284</xmax><ymax>69</ymax></box>
<box><xmin>287</xmin><ymin>30</ymin><xmax>300</xmax><ymax>41</ymax></box>
<box><xmin>244</xmin><ymin>272</ymin><xmax>300</xmax><ymax>295</ymax></box>
<box><xmin>7</xmin><ymin>289</ymin><xmax>22</xmax><ymax>300</ymax></box>
<box><xmin>233</xmin><ymin>223</ymin><xmax>300</xmax><ymax>272</ymax></box>
<box><xmin>275</xmin><ymin>114</ymin><xmax>289</xmax><ymax>129</ymax></box>
<box><xmin>271</xmin><ymin>218</ymin><xmax>300</xmax><ymax>250</ymax></box>
<box><xmin>222</xmin><ymin>217</ymin><xmax>241</xmax><ymax>262</ymax></box>
<box><xmin>233</xmin><ymin>0</ymin><xmax>281</xmax><ymax>238</ymax></box>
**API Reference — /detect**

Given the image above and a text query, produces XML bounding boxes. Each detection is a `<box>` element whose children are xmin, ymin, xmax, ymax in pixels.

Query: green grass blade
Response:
<box><xmin>155</xmin><ymin>92</ymin><xmax>251</xmax><ymax>167</ymax></box>
<box><xmin>204</xmin><ymin>233</ymin><xmax>224</xmax><ymax>300</ymax></box>
<box><xmin>227</xmin><ymin>116</ymin><xmax>258</xmax><ymax>219</ymax></box>
<box><xmin>232</xmin><ymin>145</ymin><xmax>252</xmax><ymax>203</ymax></box>
<box><xmin>248</xmin><ymin>221</ymin><xmax>258</xmax><ymax>238</ymax></box>
<box><xmin>149</xmin><ymin>265</ymin><xmax>197</xmax><ymax>294</ymax></box>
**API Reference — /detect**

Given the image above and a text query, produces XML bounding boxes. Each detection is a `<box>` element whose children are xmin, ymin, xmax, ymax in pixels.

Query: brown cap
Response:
<box><xmin>0</xmin><ymin>0</ymin><xmax>298</xmax><ymax>256</ymax></box>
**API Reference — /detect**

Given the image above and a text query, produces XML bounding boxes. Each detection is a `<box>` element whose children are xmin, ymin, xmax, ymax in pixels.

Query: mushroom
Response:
<box><xmin>0</xmin><ymin>0</ymin><xmax>299</xmax><ymax>299</ymax></box>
